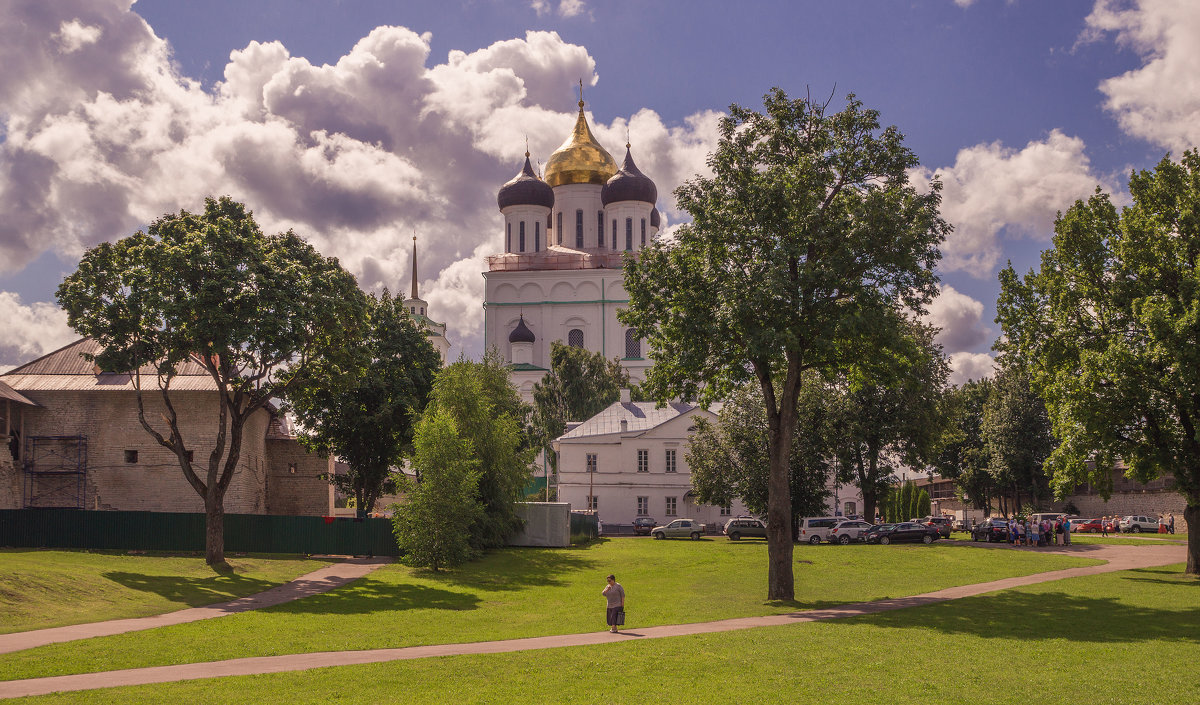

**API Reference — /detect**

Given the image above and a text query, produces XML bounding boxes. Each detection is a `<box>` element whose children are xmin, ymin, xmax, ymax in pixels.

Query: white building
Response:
<box><xmin>483</xmin><ymin>96</ymin><xmax>661</xmax><ymax>401</ymax></box>
<box><xmin>552</xmin><ymin>390</ymin><xmax>747</xmax><ymax>527</ymax></box>
<box><xmin>403</xmin><ymin>235</ymin><xmax>450</xmax><ymax>365</ymax></box>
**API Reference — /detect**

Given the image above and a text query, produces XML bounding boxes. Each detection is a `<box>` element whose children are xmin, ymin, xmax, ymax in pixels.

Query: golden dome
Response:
<box><xmin>543</xmin><ymin>100</ymin><xmax>617</xmax><ymax>188</ymax></box>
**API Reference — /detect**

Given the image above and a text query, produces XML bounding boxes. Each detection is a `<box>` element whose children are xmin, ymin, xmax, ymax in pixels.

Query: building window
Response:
<box><xmin>637</xmin><ymin>496</ymin><xmax>649</xmax><ymax>515</ymax></box>
<box><xmin>586</xmin><ymin>453</ymin><xmax>597</xmax><ymax>473</ymax></box>
<box><xmin>844</xmin><ymin>501</ymin><xmax>857</xmax><ymax>516</ymax></box>
<box><xmin>665</xmin><ymin>496</ymin><xmax>677</xmax><ymax>516</ymax></box>
<box><xmin>588</xmin><ymin>496</ymin><xmax>598</xmax><ymax>511</ymax></box>
<box><xmin>665</xmin><ymin>449</ymin><xmax>676</xmax><ymax>473</ymax></box>
<box><xmin>625</xmin><ymin>217</ymin><xmax>633</xmax><ymax>250</ymax></box>
<box><xmin>519</xmin><ymin>221</ymin><xmax>525</xmax><ymax>252</ymax></box>
<box><xmin>598</xmin><ymin>211</ymin><xmax>605</xmax><ymax>246</ymax></box>
<box><xmin>575</xmin><ymin>209</ymin><xmax>584</xmax><ymax>248</ymax></box>
<box><xmin>612</xmin><ymin>219</ymin><xmax>617</xmax><ymax>249</ymax></box>
<box><xmin>625</xmin><ymin>329</ymin><xmax>641</xmax><ymax>359</ymax></box>
<box><xmin>720</xmin><ymin>505</ymin><xmax>732</xmax><ymax>516</ymax></box>
<box><xmin>637</xmin><ymin>449</ymin><xmax>649</xmax><ymax>473</ymax></box>
<box><xmin>420</xmin><ymin>307</ymin><xmax>425</xmax><ymax>316</ymax></box>
<box><xmin>568</xmin><ymin>328</ymin><xmax>584</xmax><ymax>348</ymax></box>
<box><xmin>124</xmin><ymin>449</ymin><xmax>138</xmax><ymax>464</ymax></box>
<box><xmin>535</xmin><ymin>222</ymin><xmax>541</xmax><ymax>252</ymax></box>
<box><xmin>557</xmin><ymin>212</ymin><xmax>563</xmax><ymax>244</ymax></box>
<box><xmin>506</xmin><ymin>223</ymin><xmax>511</xmax><ymax>252</ymax></box>
<box><xmin>288</xmin><ymin>462</ymin><xmax>297</xmax><ymax>474</ymax></box>
<box><xmin>641</xmin><ymin>218</ymin><xmax>646</xmax><ymax>246</ymax></box>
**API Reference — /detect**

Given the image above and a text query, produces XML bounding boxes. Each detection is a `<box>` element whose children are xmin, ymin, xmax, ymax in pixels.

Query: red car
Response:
<box><xmin>1074</xmin><ymin>518</ymin><xmax>1105</xmax><ymax>533</ymax></box>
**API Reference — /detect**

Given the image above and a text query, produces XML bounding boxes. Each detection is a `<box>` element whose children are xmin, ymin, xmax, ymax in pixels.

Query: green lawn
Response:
<box><xmin>0</xmin><ymin>550</ymin><xmax>331</xmax><ymax>634</ymax></box>
<box><xmin>13</xmin><ymin>562</ymin><xmax>1198</xmax><ymax>704</ymax></box>
<box><xmin>0</xmin><ymin>539</ymin><xmax>1099</xmax><ymax>681</ymax></box>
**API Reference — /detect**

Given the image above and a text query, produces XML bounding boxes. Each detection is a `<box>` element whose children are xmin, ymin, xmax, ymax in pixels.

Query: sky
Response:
<box><xmin>2</xmin><ymin>0</ymin><xmax>1198</xmax><ymax>383</ymax></box>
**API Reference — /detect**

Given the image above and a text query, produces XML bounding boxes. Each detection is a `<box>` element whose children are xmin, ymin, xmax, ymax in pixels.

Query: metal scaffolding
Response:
<box><xmin>23</xmin><ymin>435</ymin><xmax>87</xmax><ymax>509</ymax></box>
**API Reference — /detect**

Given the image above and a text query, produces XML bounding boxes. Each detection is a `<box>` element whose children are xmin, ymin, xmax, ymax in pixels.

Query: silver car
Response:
<box><xmin>651</xmin><ymin>518</ymin><xmax>704</xmax><ymax>540</ymax></box>
<box><xmin>828</xmin><ymin>519</ymin><xmax>873</xmax><ymax>544</ymax></box>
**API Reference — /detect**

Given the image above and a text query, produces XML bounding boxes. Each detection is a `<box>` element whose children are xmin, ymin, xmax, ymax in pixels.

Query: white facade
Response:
<box><xmin>553</xmin><ymin>397</ymin><xmax>748</xmax><ymax>527</ymax></box>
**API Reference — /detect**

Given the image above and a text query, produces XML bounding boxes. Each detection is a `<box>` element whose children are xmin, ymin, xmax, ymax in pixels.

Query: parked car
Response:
<box><xmin>1120</xmin><ymin>515</ymin><xmax>1159</xmax><ymax>533</ymax></box>
<box><xmin>651</xmin><ymin>518</ymin><xmax>703</xmax><ymax>540</ymax></box>
<box><xmin>798</xmin><ymin>516</ymin><xmax>843</xmax><ymax>544</ymax></box>
<box><xmin>723</xmin><ymin>516</ymin><xmax>767</xmax><ymax>540</ymax></box>
<box><xmin>1074</xmin><ymin>518</ymin><xmax>1105</xmax><ymax>533</ymax></box>
<box><xmin>866</xmin><ymin>522</ymin><xmax>940</xmax><ymax>545</ymax></box>
<box><xmin>632</xmin><ymin>517</ymin><xmax>657</xmax><ymax>536</ymax></box>
<box><xmin>971</xmin><ymin>518</ymin><xmax>1010</xmax><ymax>542</ymax></box>
<box><xmin>921</xmin><ymin>516</ymin><xmax>953</xmax><ymax>539</ymax></box>
<box><xmin>828</xmin><ymin>519</ymin><xmax>873</xmax><ymax>544</ymax></box>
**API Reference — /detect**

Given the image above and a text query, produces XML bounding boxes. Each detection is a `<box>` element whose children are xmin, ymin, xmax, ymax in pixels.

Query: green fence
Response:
<box><xmin>570</xmin><ymin>511</ymin><xmax>598</xmax><ymax>543</ymax></box>
<box><xmin>0</xmin><ymin>509</ymin><xmax>399</xmax><ymax>556</ymax></box>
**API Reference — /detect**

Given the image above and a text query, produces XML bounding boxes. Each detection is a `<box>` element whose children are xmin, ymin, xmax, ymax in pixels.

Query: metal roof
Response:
<box><xmin>4</xmin><ymin>338</ymin><xmax>211</xmax><ymax>377</ymax></box>
<box><xmin>0</xmin><ymin>380</ymin><xmax>38</xmax><ymax>406</ymax></box>
<box><xmin>1</xmin><ymin>374</ymin><xmax>218</xmax><ymax>392</ymax></box>
<box><xmin>557</xmin><ymin>401</ymin><xmax>698</xmax><ymax>441</ymax></box>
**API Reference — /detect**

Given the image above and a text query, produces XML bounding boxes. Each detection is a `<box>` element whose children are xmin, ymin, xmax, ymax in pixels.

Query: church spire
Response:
<box><xmin>410</xmin><ymin>234</ymin><xmax>419</xmax><ymax>301</ymax></box>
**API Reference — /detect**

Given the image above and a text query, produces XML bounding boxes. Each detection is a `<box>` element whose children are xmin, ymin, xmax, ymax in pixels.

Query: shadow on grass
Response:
<box><xmin>417</xmin><ymin>545</ymin><xmax>602</xmax><ymax>593</ymax></box>
<box><xmin>266</xmin><ymin>578</ymin><xmax>482</xmax><ymax>615</ymax></box>
<box><xmin>102</xmin><ymin>571</ymin><xmax>281</xmax><ymax>608</ymax></box>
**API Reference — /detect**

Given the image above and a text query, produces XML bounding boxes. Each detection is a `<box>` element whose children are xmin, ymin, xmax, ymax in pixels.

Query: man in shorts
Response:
<box><xmin>602</xmin><ymin>574</ymin><xmax>625</xmax><ymax>633</ymax></box>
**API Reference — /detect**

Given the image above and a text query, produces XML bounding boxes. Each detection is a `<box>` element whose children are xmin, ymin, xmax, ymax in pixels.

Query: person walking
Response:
<box><xmin>1169</xmin><ymin>512</ymin><xmax>1176</xmax><ymax>534</ymax></box>
<box><xmin>1101</xmin><ymin>516</ymin><xmax>1109</xmax><ymax>537</ymax></box>
<box><xmin>602</xmin><ymin>574</ymin><xmax>625</xmax><ymax>633</ymax></box>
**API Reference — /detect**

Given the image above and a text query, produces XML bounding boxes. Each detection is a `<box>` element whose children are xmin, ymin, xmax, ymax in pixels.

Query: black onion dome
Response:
<box><xmin>498</xmin><ymin>156</ymin><xmax>554</xmax><ymax>210</ymax></box>
<box><xmin>650</xmin><ymin>207</ymin><xmax>660</xmax><ymax>227</ymax></box>
<box><xmin>509</xmin><ymin>316</ymin><xmax>536</xmax><ymax>344</ymax></box>
<box><xmin>601</xmin><ymin>146</ymin><xmax>657</xmax><ymax>206</ymax></box>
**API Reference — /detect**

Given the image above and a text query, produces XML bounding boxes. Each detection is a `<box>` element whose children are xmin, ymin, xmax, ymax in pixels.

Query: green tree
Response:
<box><xmin>286</xmin><ymin>290</ymin><xmax>441</xmax><ymax>515</ymax></box>
<box><xmin>424</xmin><ymin>352</ymin><xmax>535</xmax><ymax>550</ymax></box>
<box><xmin>620</xmin><ymin>89</ymin><xmax>946</xmax><ymax>600</ymax></box>
<box><xmin>996</xmin><ymin>150</ymin><xmax>1200</xmax><ymax>573</ymax></box>
<box><xmin>935</xmin><ymin>379</ymin><xmax>996</xmax><ymax>513</ymax></box>
<box><xmin>981</xmin><ymin>361</ymin><xmax>1054</xmax><ymax>515</ymax></box>
<box><xmin>56</xmin><ymin>197</ymin><xmax>366</xmax><ymax>567</ymax></box>
<box><xmin>916</xmin><ymin>488</ymin><xmax>932</xmax><ymax>518</ymax></box>
<box><xmin>686</xmin><ymin>380</ymin><xmax>832</xmax><ymax>539</ymax></box>
<box><xmin>393</xmin><ymin>408</ymin><xmax>481</xmax><ymax>571</ymax></box>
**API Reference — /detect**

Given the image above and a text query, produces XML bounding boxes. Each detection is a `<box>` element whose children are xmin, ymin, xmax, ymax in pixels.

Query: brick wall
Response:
<box><xmin>265</xmin><ymin>438</ymin><xmax>331</xmax><ymax>516</ymax></box>
<box><xmin>0</xmin><ymin>442</ymin><xmax>17</xmax><ymax>509</ymax></box>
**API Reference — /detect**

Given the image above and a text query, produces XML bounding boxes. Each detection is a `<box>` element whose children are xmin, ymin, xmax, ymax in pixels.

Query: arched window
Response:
<box><xmin>612</xmin><ymin>220</ymin><xmax>617</xmax><ymax>250</ymax></box>
<box><xmin>557</xmin><ymin>212</ymin><xmax>563</xmax><ymax>244</ymax></box>
<box><xmin>535</xmin><ymin>222</ymin><xmax>541</xmax><ymax>252</ymax></box>
<box><xmin>568</xmin><ymin>329</ymin><xmax>584</xmax><ymax>348</ymax></box>
<box><xmin>624</xmin><ymin>329</ymin><xmax>641</xmax><ymax>358</ymax></box>
<box><xmin>519</xmin><ymin>221</ymin><xmax>526</xmax><ymax>252</ymax></box>
<box><xmin>506</xmin><ymin>222</ymin><xmax>511</xmax><ymax>252</ymax></box>
<box><xmin>597</xmin><ymin>211</ymin><xmax>605</xmax><ymax>247</ymax></box>
<box><xmin>641</xmin><ymin>218</ymin><xmax>646</xmax><ymax>247</ymax></box>
<box><xmin>625</xmin><ymin>218</ymin><xmax>633</xmax><ymax>251</ymax></box>
<box><xmin>575</xmin><ymin>209</ymin><xmax>584</xmax><ymax>249</ymax></box>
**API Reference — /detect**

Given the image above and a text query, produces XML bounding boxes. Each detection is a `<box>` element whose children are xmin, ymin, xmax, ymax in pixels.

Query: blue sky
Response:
<box><xmin>2</xmin><ymin>0</ymin><xmax>1197</xmax><ymax>381</ymax></box>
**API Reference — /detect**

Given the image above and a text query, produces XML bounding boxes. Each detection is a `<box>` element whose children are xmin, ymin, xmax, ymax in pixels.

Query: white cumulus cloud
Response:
<box><xmin>0</xmin><ymin>292</ymin><xmax>77</xmax><ymax>369</ymax></box>
<box><xmin>948</xmin><ymin>351</ymin><xmax>996</xmax><ymax>386</ymax></box>
<box><xmin>912</xmin><ymin>130</ymin><xmax>1114</xmax><ymax>278</ymax></box>
<box><xmin>1084</xmin><ymin>0</ymin><xmax>1200</xmax><ymax>153</ymax></box>
<box><xmin>925</xmin><ymin>284</ymin><xmax>990</xmax><ymax>353</ymax></box>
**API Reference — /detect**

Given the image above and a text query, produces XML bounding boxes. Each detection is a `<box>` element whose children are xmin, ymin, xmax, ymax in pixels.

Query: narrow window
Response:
<box><xmin>637</xmin><ymin>449</ymin><xmax>649</xmax><ymax>473</ymax></box>
<box><xmin>637</xmin><ymin>496</ymin><xmax>649</xmax><ymax>515</ymax></box>
<box><xmin>288</xmin><ymin>462</ymin><xmax>297</xmax><ymax>474</ymax></box>
<box><xmin>588</xmin><ymin>496</ymin><xmax>598</xmax><ymax>511</ymax></box>
<box><xmin>665</xmin><ymin>497</ymin><xmax>677</xmax><ymax>516</ymax></box>
<box><xmin>586</xmin><ymin>453</ymin><xmax>597</xmax><ymax>473</ymax></box>
<box><xmin>598</xmin><ymin>211</ymin><xmax>605</xmax><ymax>246</ymax></box>
<box><xmin>557</xmin><ymin>212</ymin><xmax>563</xmax><ymax>244</ymax></box>
<box><xmin>535</xmin><ymin>222</ymin><xmax>541</xmax><ymax>252</ymax></box>
<box><xmin>519</xmin><ymin>221</ymin><xmax>526</xmax><ymax>252</ymax></box>
<box><xmin>506</xmin><ymin>222</ymin><xmax>511</xmax><ymax>252</ymax></box>
<box><xmin>665</xmin><ymin>449</ymin><xmax>676</xmax><ymax>473</ymax></box>
<box><xmin>625</xmin><ymin>218</ymin><xmax>633</xmax><ymax>250</ymax></box>
<box><xmin>641</xmin><ymin>218</ymin><xmax>646</xmax><ymax>246</ymax></box>
<box><xmin>612</xmin><ymin>220</ymin><xmax>617</xmax><ymax>249</ymax></box>
<box><xmin>625</xmin><ymin>329</ymin><xmax>641</xmax><ymax>359</ymax></box>
<box><xmin>575</xmin><ymin>209</ymin><xmax>584</xmax><ymax>249</ymax></box>
<box><xmin>124</xmin><ymin>449</ymin><xmax>138</xmax><ymax>464</ymax></box>
<box><xmin>568</xmin><ymin>328</ymin><xmax>584</xmax><ymax>348</ymax></box>
<box><xmin>420</xmin><ymin>307</ymin><xmax>425</xmax><ymax>316</ymax></box>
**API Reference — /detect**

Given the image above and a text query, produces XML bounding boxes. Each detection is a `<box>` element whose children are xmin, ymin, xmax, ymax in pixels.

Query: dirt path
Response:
<box><xmin>0</xmin><ymin>556</ymin><xmax>391</xmax><ymax>656</ymax></box>
<box><xmin>0</xmin><ymin>543</ymin><xmax>1185</xmax><ymax>700</ymax></box>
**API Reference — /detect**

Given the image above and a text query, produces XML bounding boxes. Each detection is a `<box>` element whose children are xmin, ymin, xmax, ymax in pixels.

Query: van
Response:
<box><xmin>798</xmin><ymin>517</ymin><xmax>842</xmax><ymax>544</ymax></box>
<box><xmin>1029</xmin><ymin>512</ymin><xmax>1065</xmax><ymax>525</ymax></box>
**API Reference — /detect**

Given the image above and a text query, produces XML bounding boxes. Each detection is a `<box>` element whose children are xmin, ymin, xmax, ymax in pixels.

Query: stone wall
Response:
<box><xmin>266</xmin><ymin>438</ymin><xmax>331</xmax><ymax>516</ymax></box>
<box><xmin>0</xmin><ymin>439</ymin><xmax>17</xmax><ymax>509</ymax></box>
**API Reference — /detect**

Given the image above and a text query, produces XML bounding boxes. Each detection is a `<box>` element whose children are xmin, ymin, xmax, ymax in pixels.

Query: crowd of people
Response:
<box><xmin>1005</xmin><ymin>517</ymin><xmax>1072</xmax><ymax>547</ymax></box>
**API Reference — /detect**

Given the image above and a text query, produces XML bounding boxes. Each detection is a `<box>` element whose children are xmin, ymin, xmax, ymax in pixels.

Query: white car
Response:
<box><xmin>1120</xmin><ymin>515</ymin><xmax>1159</xmax><ymax>533</ymax></box>
<box><xmin>651</xmin><ymin>518</ymin><xmax>704</xmax><ymax>540</ymax></box>
<box><xmin>798</xmin><ymin>516</ymin><xmax>843</xmax><ymax>544</ymax></box>
<box><xmin>828</xmin><ymin>520</ymin><xmax>873</xmax><ymax>545</ymax></box>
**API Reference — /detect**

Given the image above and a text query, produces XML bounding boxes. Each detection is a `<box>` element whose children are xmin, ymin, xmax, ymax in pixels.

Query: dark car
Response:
<box><xmin>723</xmin><ymin>516</ymin><xmax>767</xmax><ymax>540</ymax></box>
<box><xmin>632</xmin><ymin>517</ymin><xmax>657</xmax><ymax>536</ymax></box>
<box><xmin>971</xmin><ymin>518</ymin><xmax>1010</xmax><ymax>542</ymax></box>
<box><xmin>865</xmin><ymin>522</ymin><xmax>939</xmax><ymax>545</ymax></box>
<box><xmin>921</xmin><ymin>516</ymin><xmax>953</xmax><ymax>539</ymax></box>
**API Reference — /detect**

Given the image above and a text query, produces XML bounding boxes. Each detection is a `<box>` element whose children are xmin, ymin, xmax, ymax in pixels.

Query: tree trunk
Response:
<box><xmin>205</xmin><ymin>492</ymin><xmax>226</xmax><ymax>567</ymax></box>
<box><xmin>1186</xmin><ymin>503</ymin><xmax>1199</xmax><ymax>576</ymax></box>
<box><xmin>766</xmin><ymin>422</ymin><xmax>794</xmax><ymax>600</ymax></box>
<box><xmin>861</xmin><ymin>486</ymin><xmax>878</xmax><ymax>525</ymax></box>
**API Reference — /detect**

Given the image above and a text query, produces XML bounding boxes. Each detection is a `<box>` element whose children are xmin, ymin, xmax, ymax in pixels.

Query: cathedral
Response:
<box><xmin>482</xmin><ymin>95</ymin><xmax>660</xmax><ymax>399</ymax></box>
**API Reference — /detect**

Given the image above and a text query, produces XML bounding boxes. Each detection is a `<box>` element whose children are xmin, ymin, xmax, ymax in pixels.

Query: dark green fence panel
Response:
<box><xmin>570</xmin><ymin>511</ymin><xmax>598</xmax><ymax>543</ymax></box>
<box><xmin>0</xmin><ymin>509</ymin><xmax>398</xmax><ymax>556</ymax></box>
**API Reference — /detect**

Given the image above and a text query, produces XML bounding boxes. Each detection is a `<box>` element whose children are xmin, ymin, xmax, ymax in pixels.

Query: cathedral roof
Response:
<box><xmin>497</xmin><ymin>154</ymin><xmax>554</xmax><ymax>210</ymax></box>
<box><xmin>508</xmin><ymin>315</ymin><xmax>536</xmax><ymax>344</ymax></box>
<box><xmin>602</xmin><ymin>145</ymin><xmax>657</xmax><ymax>206</ymax></box>
<box><xmin>650</xmin><ymin>207</ymin><xmax>661</xmax><ymax>227</ymax></box>
<box><xmin>543</xmin><ymin>100</ymin><xmax>618</xmax><ymax>188</ymax></box>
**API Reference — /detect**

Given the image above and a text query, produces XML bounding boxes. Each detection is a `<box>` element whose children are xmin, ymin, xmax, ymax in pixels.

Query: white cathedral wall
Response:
<box><xmin>501</xmin><ymin>204</ymin><xmax>550</xmax><ymax>253</ymax></box>
<box><xmin>604</xmin><ymin>201</ymin><xmax>655</xmax><ymax>252</ymax></box>
<box><xmin>551</xmin><ymin>184</ymin><xmax>605</xmax><ymax>248</ymax></box>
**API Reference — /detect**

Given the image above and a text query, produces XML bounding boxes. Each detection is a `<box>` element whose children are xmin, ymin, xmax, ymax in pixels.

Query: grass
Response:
<box><xmin>12</xmin><ymin>562</ymin><xmax>1198</xmax><ymax>704</ymax></box>
<box><xmin>0</xmin><ymin>550</ymin><xmax>331</xmax><ymax>634</ymax></box>
<box><xmin>0</xmin><ymin>539</ymin><xmax>1100</xmax><ymax>681</ymax></box>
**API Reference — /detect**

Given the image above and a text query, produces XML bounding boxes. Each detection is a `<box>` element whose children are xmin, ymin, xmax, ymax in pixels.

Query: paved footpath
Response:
<box><xmin>0</xmin><ymin>543</ymin><xmax>1185</xmax><ymax>700</ymax></box>
<box><xmin>0</xmin><ymin>556</ymin><xmax>392</xmax><ymax>656</ymax></box>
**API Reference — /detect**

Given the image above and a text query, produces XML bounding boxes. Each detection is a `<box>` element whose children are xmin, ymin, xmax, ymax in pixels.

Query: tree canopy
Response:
<box><xmin>286</xmin><ymin>289</ymin><xmax>441</xmax><ymax>515</ymax></box>
<box><xmin>57</xmin><ymin>196</ymin><xmax>366</xmax><ymax>566</ymax></box>
<box><xmin>996</xmin><ymin>150</ymin><xmax>1200</xmax><ymax>574</ymax></box>
<box><xmin>621</xmin><ymin>89</ymin><xmax>946</xmax><ymax>599</ymax></box>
